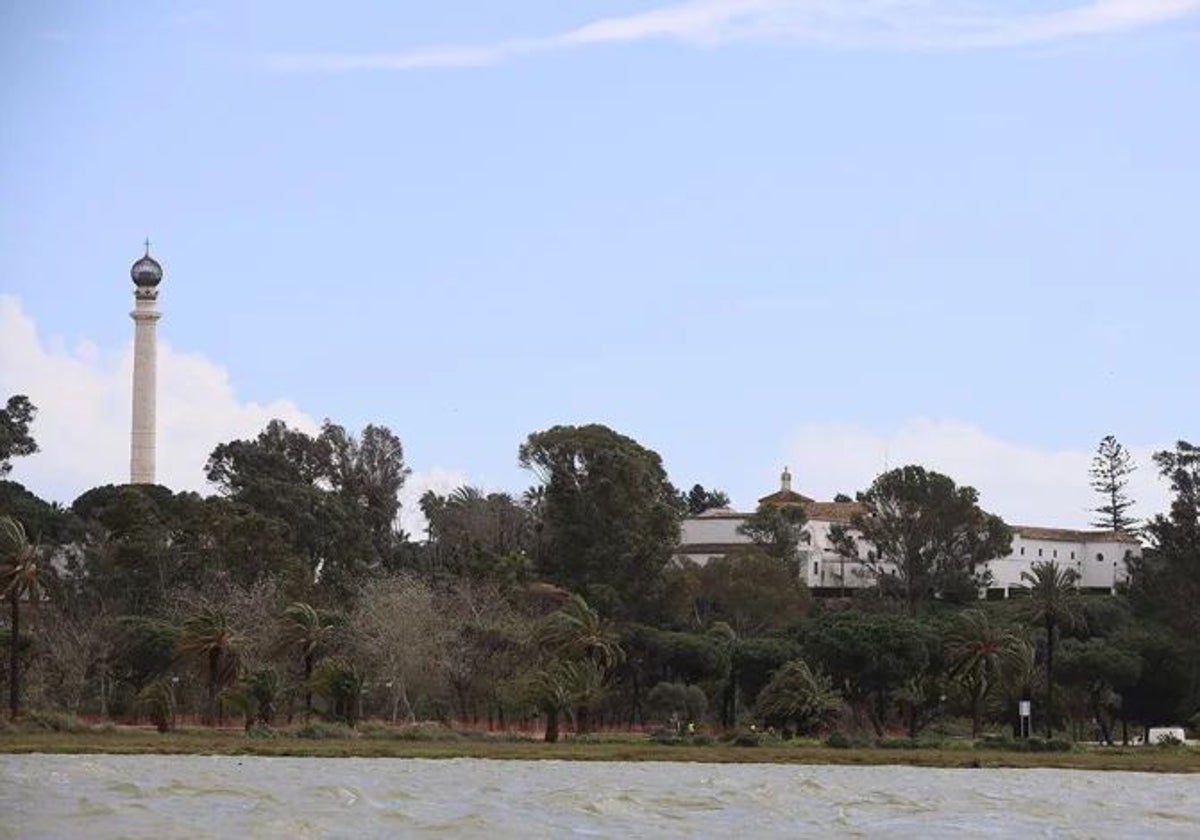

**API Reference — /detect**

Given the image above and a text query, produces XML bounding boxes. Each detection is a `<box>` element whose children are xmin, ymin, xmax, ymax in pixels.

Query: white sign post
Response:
<box><xmin>1019</xmin><ymin>701</ymin><xmax>1032</xmax><ymax>739</ymax></box>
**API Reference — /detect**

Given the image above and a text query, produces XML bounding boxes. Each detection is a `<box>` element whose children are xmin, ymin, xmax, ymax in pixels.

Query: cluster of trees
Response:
<box><xmin>2</xmin><ymin>397</ymin><xmax>1198</xmax><ymax>743</ymax></box>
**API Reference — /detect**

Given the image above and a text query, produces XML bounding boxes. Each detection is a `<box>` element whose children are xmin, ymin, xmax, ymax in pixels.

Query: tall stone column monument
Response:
<box><xmin>129</xmin><ymin>242</ymin><xmax>164</xmax><ymax>484</ymax></box>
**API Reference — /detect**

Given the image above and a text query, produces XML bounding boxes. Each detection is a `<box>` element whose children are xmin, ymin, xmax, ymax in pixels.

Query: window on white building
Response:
<box><xmin>1053</xmin><ymin>549</ymin><xmax>1058</xmax><ymax>558</ymax></box>
<box><xmin>1038</xmin><ymin>548</ymin><xmax>1043</xmax><ymax>557</ymax></box>
<box><xmin>1096</xmin><ymin>553</ymin><xmax>1104</xmax><ymax>562</ymax></box>
<box><xmin>1020</xmin><ymin>547</ymin><xmax>1025</xmax><ymax>556</ymax></box>
<box><xmin>1071</xmin><ymin>551</ymin><xmax>1075</xmax><ymax>560</ymax></box>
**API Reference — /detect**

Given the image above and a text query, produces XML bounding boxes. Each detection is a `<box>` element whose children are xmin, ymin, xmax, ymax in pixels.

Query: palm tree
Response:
<box><xmin>223</xmin><ymin>667</ymin><xmax>282</xmax><ymax>730</ymax></box>
<box><xmin>755</xmin><ymin>659</ymin><xmax>843</xmax><ymax>735</ymax></box>
<box><xmin>707</xmin><ymin>622</ymin><xmax>738</xmax><ymax>727</ymax></box>
<box><xmin>536</xmin><ymin>594</ymin><xmax>624</xmax><ymax>671</ymax></box>
<box><xmin>137</xmin><ymin>678</ymin><xmax>177</xmax><ymax>733</ymax></box>
<box><xmin>528</xmin><ymin>660</ymin><xmax>574</xmax><ymax>743</ymax></box>
<box><xmin>310</xmin><ymin>659</ymin><xmax>364</xmax><ymax>726</ymax></box>
<box><xmin>1020</xmin><ymin>560</ymin><xmax>1085</xmax><ymax>738</ymax></box>
<box><xmin>0</xmin><ymin>516</ymin><xmax>40</xmax><ymax>720</ymax></box>
<box><xmin>276</xmin><ymin>602</ymin><xmax>333</xmax><ymax>720</ymax></box>
<box><xmin>558</xmin><ymin>659</ymin><xmax>607</xmax><ymax>737</ymax></box>
<box><xmin>534</xmin><ymin>595</ymin><xmax>624</xmax><ymax>735</ymax></box>
<box><xmin>177</xmin><ymin>606</ymin><xmax>245</xmax><ymax>725</ymax></box>
<box><xmin>945</xmin><ymin>609</ymin><xmax>1028</xmax><ymax>738</ymax></box>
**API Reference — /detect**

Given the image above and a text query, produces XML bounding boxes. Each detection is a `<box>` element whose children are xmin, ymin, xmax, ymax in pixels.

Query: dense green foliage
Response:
<box><xmin>0</xmin><ymin>396</ymin><xmax>38</xmax><ymax>478</ymax></box>
<box><xmin>1090</xmin><ymin>435</ymin><xmax>1139</xmax><ymax>534</ymax></box>
<box><xmin>831</xmin><ymin>466</ymin><xmax>1012</xmax><ymax>613</ymax></box>
<box><xmin>518</xmin><ymin>424</ymin><xmax>680</xmax><ymax>621</ymax></box>
<box><xmin>1</xmin><ymin>396</ymin><xmax>1198</xmax><ymax>745</ymax></box>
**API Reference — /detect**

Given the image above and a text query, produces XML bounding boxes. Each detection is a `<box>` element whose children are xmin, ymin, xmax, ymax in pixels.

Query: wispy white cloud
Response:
<box><xmin>0</xmin><ymin>295</ymin><xmax>318</xmax><ymax>501</ymax></box>
<box><xmin>265</xmin><ymin>0</ymin><xmax>1200</xmax><ymax>71</ymax></box>
<box><xmin>781</xmin><ymin>418</ymin><xmax>1171</xmax><ymax>531</ymax></box>
<box><xmin>0</xmin><ymin>295</ymin><xmax>460</xmax><ymax>537</ymax></box>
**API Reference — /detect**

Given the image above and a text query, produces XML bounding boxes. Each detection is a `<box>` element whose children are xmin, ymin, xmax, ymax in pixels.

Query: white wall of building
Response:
<box><xmin>678</xmin><ymin>510</ymin><xmax>1139</xmax><ymax>597</ymax></box>
<box><xmin>680</xmin><ymin>515</ymin><xmax>749</xmax><ymax>547</ymax></box>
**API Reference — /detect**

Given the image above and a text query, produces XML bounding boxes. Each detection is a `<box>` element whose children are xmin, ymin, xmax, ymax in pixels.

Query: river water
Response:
<box><xmin>2</xmin><ymin>755</ymin><xmax>1198</xmax><ymax>838</ymax></box>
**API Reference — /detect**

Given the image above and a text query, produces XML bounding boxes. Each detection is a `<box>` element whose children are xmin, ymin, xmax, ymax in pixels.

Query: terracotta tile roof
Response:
<box><xmin>757</xmin><ymin>489</ymin><xmax>814</xmax><ymax>506</ymax></box>
<box><xmin>685</xmin><ymin>503</ymin><xmax>1136</xmax><ymax>544</ymax></box>
<box><xmin>804</xmin><ymin>501</ymin><xmax>863</xmax><ymax>525</ymax></box>
<box><xmin>1012</xmin><ymin>526</ymin><xmax>1140</xmax><ymax>544</ymax></box>
<box><xmin>692</xmin><ymin>500</ymin><xmax>863</xmax><ymax>524</ymax></box>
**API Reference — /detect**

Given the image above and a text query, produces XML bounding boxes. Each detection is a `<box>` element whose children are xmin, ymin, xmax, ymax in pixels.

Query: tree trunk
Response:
<box><xmin>972</xmin><ymin>691</ymin><xmax>983</xmax><ymax>740</ymax></box>
<box><xmin>544</xmin><ymin>708</ymin><xmax>559</xmax><ymax>743</ymax></box>
<box><xmin>1093</xmin><ymin>690</ymin><xmax>1114</xmax><ymax>746</ymax></box>
<box><xmin>868</xmin><ymin>693</ymin><xmax>886</xmax><ymax>737</ymax></box>
<box><xmin>303</xmin><ymin>653</ymin><xmax>314</xmax><ymax>721</ymax></box>
<box><xmin>720</xmin><ymin>676</ymin><xmax>735</xmax><ymax>729</ymax></box>
<box><xmin>1044</xmin><ymin>622</ymin><xmax>1055</xmax><ymax>739</ymax></box>
<box><xmin>452</xmin><ymin>680</ymin><xmax>470</xmax><ymax>725</ymax></box>
<box><xmin>206</xmin><ymin>648</ymin><xmax>220</xmax><ymax>726</ymax></box>
<box><xmin>9</xmin><ymin>597</ymin><xmax>19</xmax><ymax>720</ymax></box>
<box><xmin>390</xmin><ymin>681</ymin><xmax>415</xmax><ymax>725</ymax></box>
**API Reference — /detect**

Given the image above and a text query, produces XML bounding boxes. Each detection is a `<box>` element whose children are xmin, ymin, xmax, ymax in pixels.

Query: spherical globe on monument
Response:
<box><xmin>131</xmin><ymin>245</ymin><xmax>163</xmax><ymax>287</ymax></box>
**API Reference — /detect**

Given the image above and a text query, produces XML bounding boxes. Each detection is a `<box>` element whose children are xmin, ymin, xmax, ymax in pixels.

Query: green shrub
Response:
<box><xmin>246</xmin><ymin>724</ymin><xmax>278</xmax><ymax>739</ymax></box>
<box><xmin>826</xmin><ymin>731</ymin><xmax>871</xmax><ymax>749</ymax></box>
<box><xmin>294</xmin><ymin>722</ymin><xmax>357</xmax><ymax>740</ymax></box>
<box><xmin>975</xmin><ymin>736</ymin><xmax>1072</xmax><ymax>753</ymax></box>
<box><xmin>490</xmin><ymin>730</ymin><xmax>537</xmax><ymax>743</ymax></box>
<box><xmin>362</xmin><ymin>724</ymin><xmax>462</xmax><ymax>741</ymax></box>
<box><xmin>137</xmin><ymin>679</ymin><xmax>176</xmax><ymax>733</ymax></box>
<box><xmin>1042</xmin><ymin>738</ymin><xmax>1074</xmax><ymax>752</ymax></box>
<box><xmin>650</xmin><ymin>728</ymin><xmax>684</xmax><ymax>745</ymax></box>
<box><xmin>826</xmin><ymin>731</ymin><xmax>852</xmax><ymax>749</ymax></box>
<box><xmin>975</xmin><ymin>733</ymin><xmax>1014</xmax><ymax>749</ymax></box>
<box><xmin>567</xmin><ymin>733</ymin><xmax>615</xmax><ymax>744</ymax></box>
<box><xmin>28</xmin><ymin>710</ymin><xmax>88</xmax><ymax>733</ymax></box>
<box><xmin>1156</xmin><ymin>733</ymin><xmax>1185</xmax><ymax>748</ymax></box>
<box><xmin>733</xmin><ymin>728</ymin><xmax>761</xmax><ymax>748</ymax></box>
<box><xmin>309</xmin><ymin>660</ymin><xmax>364</xmax><ymax>727</ymax></box>
<box><xmin>875</xmin><ymin>737</ymin><xmax>946</xmax><ymax>750</ymax></box>
<box><xmin>394</xmin><ymin>725</ymin><xmax>461</xmax><ymax>741</ymax></box>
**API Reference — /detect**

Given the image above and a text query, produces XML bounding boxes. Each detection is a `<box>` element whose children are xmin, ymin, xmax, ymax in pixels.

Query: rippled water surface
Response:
<box><xmin>3</xmin><ymin>755</ymin><xmax>1199</xmax><ymax>838</ymax></box>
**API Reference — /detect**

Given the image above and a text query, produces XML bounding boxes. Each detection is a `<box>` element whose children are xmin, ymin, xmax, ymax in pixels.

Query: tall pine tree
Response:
<box><xmin>1090</xmin><ymin>435</ymin><xmax>1138</xmax><ymax>534</ymax></box>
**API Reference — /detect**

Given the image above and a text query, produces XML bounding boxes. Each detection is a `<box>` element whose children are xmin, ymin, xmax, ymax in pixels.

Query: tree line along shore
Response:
<box><xmin>2</xmin><ymin>395</ymin><xmax>1199</xmax><ymax>755</ymax></box>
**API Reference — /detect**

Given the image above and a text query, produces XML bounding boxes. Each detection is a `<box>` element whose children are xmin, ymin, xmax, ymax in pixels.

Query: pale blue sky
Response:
<box><xmin>2</xmin><ymin>1</ymin><xmax>1198</xmax><ymax>526</ymax></box>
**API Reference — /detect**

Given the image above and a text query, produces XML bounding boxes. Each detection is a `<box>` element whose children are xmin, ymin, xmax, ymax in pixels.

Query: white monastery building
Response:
<box><xmin>679</xmin><ymin>469</ymin><xmax>1140</xmax><ymax>598</ymax></box>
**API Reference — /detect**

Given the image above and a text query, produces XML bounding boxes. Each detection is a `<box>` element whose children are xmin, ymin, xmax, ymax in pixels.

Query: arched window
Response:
<box><xmin>1096</xmin><ymin>553</ymin><xmax>1104</xmax><ymax>562</ymax></box>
